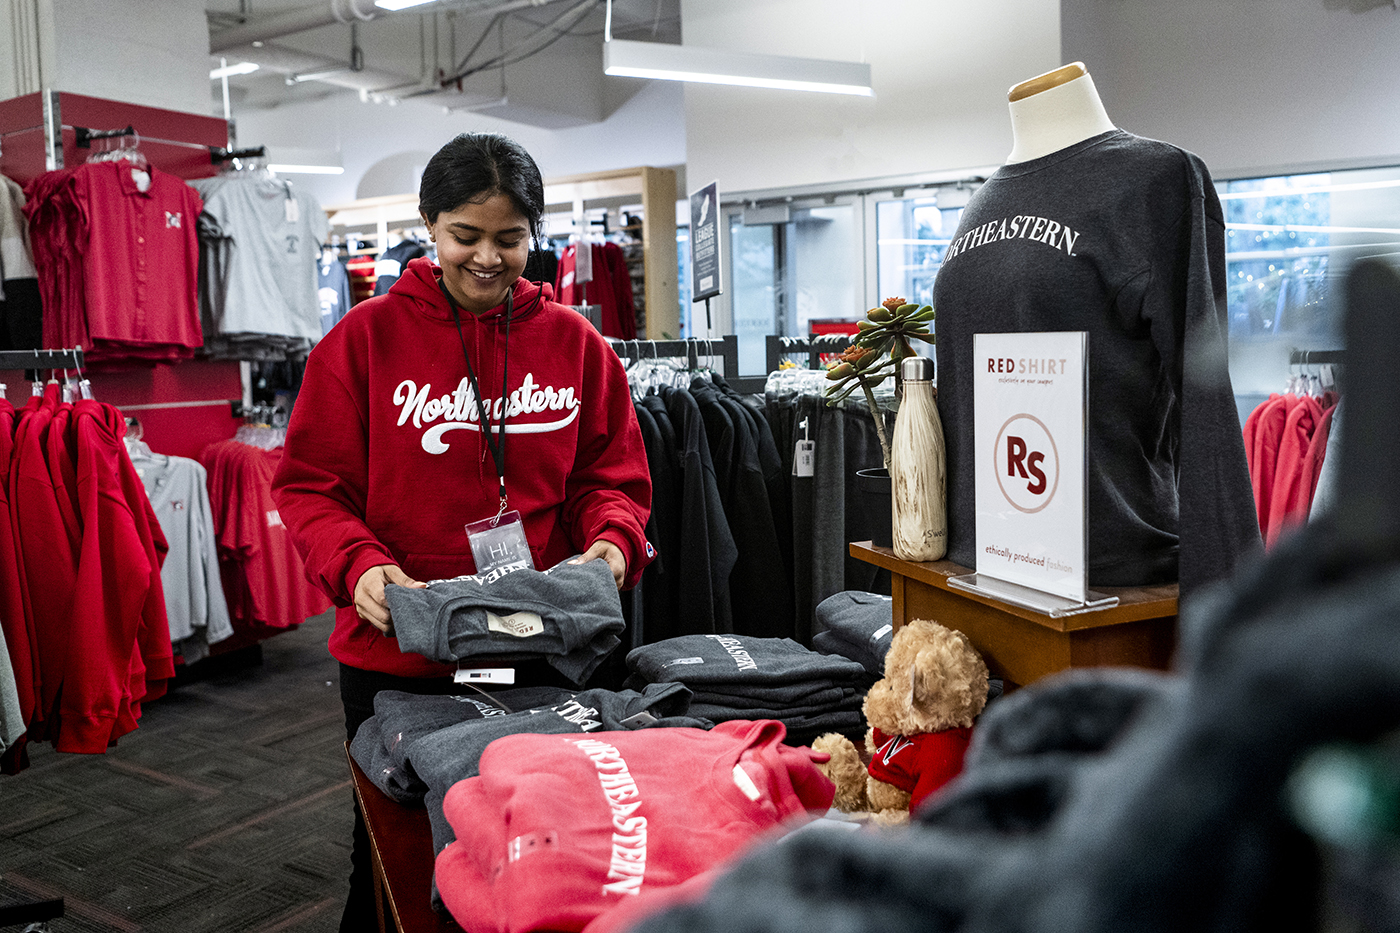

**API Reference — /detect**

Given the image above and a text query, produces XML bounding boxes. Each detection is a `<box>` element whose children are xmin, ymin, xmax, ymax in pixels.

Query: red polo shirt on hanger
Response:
<box><xmin>67</xmin><ymin>161</ymin><xmax>204</xmax><ymax>361</ymax></box>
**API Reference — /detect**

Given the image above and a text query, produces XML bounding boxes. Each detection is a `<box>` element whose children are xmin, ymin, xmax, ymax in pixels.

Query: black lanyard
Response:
<box><xmin>440</xmin><ymin>278</ymin><xmax>512</xmax><ymax>512</ymax></box>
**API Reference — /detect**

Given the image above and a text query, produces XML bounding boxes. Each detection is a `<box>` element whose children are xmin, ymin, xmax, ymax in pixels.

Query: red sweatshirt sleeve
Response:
<box><xmin>272</xmin><ymin>354</ymin><xmax>395</xmax><ymax>607</ymax></box>
<box><xmin>560</xmin><ymin>330</ymin><xmax>654</xmax><ymax>589</ymax></box>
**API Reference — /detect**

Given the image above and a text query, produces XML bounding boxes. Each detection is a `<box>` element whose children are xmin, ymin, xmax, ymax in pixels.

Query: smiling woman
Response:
<box><xmin>267</xmin><ymin>131</ymin><xmax>656</xmax><ymax>933</ymax></box>
<box><xmin>428</xmin><ymin>195</ymin><xmax>532</xmax><ymax>315</ymax></box>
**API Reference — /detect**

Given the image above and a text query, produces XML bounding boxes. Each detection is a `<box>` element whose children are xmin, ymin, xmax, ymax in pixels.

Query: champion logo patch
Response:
<box><xmin>165</xmin><ymin>211</ymin><xmax>182</xmax><ymax>228</ymax></box>
<box><xmin>644</xmin><ymin>541</ymin><xmax>655</xmax><ymax>559</ymax></box>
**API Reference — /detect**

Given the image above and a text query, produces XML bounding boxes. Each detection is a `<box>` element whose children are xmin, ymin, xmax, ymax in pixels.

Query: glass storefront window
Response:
<box><xmin>724</xmin><ymin>202</ymin><xmax>858</xmax><ymax>375</ymax></box>
<box><xmin>875</xmin><ymin>196</ymin><xmax>964</xmax><ymax>308</ymax></box>
<box><xmin>1218</xmin><ymin>166</ymin><xmax>1400</xmax><ymax>416</ymax></box>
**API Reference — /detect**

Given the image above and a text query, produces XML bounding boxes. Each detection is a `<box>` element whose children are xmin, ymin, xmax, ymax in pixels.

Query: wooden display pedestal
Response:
<box><xmin>347</xmin><ymin>745</ymin><xmax>462</xmax><ymax>933</ymax></box>
<box><xmin>849</xmin><ymin>542</ymin><xmax>1179</xmax><ymax>689</ymax></box>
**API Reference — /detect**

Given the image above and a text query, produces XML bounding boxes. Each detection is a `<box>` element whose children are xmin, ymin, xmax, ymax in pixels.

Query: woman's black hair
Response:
<box><xmin>418</xmin><ymin>132</ymin><xmax>545</xmax><ymax>243</ymax></box>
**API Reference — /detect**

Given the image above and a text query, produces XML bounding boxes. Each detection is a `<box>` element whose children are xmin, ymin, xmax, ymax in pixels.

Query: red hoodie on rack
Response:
<box><xmin>271</xmin><ymin>257</ymin><xmax>653</xmax><ymax>678</ymax></box>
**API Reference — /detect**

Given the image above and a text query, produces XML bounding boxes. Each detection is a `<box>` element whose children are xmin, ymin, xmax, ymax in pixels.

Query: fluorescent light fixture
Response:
<box><xmin>374</xmin><ymin>0</ymin><xmax>436</xmax><ymax>10</ymax></box>
<box><xmin>267</xmin><ymin>164</ymin><xmax>345</xmax><ymax>175</ymax></box>
<box><xmin>210</xmin><ymin>61</ymin><xmax>260</xmax><ymax>80</ymax></box>
<box><xmin>604</xmin><ymin>38</ymin><xmax>873</xmax><ymax>97</ymax></box>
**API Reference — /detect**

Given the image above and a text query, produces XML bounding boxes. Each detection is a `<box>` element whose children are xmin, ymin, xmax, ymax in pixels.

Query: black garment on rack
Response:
<box><xmin>658</xmin><ymin>385</ymin><xmax>738</xmax><ymax>635</ymax></box>
<box><xmin>634</xmin><ymin>400</ymin><xmax>683</xmax><ymax>642</ymax></box>
<box><xmin>714</xmin><ymin>374</ymin><xmax>793</xmax><ymax>585</ymax></box>
<box><xmin>764</xmin><ymin>392</ymin><xmax>890</xmax><ymax>643</ymax></box>
<box><xmin>371</xmin><ymin>240</ymin><xmax>428</xmax><ymax>297</ymax></box>
<box><xmin>524</xmin><ymin>246</ymin><xmax>558</xmax><ymax>288</ymax></box>
<box><xmin>691</xmin><ymin>376</ymin><xmax>793</xmax><ymax>639</ymax></box>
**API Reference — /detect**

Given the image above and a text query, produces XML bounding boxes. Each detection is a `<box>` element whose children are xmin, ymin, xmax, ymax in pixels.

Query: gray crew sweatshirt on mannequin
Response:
<box><xmin>932</xmin><ymin>130</ymin><xmax>1260</xmax><ymax>597</ymax></box>
<box><xmin>386</xmin><ymin>555</ymin><xmax>624</xmax><ymax>685</ymax></box>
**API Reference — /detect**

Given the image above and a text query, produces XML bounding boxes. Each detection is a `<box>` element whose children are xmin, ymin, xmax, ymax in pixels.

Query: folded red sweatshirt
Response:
<box><xmin>436</xmin><ymin>719</ymin><xmax>834</xmax><ymax>933</ymax></box>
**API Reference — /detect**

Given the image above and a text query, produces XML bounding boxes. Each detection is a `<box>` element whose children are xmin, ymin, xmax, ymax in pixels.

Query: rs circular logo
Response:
<box><xmin>994</xmin><ymin>414</ymin><xmax>1059</xmax><ymax>513</ymax></box>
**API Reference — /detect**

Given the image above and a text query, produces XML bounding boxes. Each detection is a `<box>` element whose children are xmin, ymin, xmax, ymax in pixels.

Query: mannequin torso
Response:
<box><xmin>1005</xmin><ymin>62</ymin><xmax>1116</xmax><ymax>164</ymax></box>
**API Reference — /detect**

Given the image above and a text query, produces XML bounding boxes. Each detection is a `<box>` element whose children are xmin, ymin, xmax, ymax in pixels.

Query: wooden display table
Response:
<box><xmin>346</xmin><ymin>745</ymin><xmax>462</xmax><ymax>933</ymax></box>
<box><xmin>850</xmin><ymin>542</ymin><xmax>1179</xmax><ymax>689</ymax></box>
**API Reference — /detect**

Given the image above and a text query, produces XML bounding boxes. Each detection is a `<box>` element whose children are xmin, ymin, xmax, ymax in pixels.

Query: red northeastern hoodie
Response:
<box><xmin>272</xmin><ymin>257</ymin><xmax>653</xmax><ymax>678</ymax></box>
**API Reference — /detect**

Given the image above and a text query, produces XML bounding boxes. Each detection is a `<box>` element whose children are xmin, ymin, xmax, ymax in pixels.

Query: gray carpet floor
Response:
<box><xmin>0</xmin><ymin>610</ymin><xmax>353</xmax><ymax>933</ymax></box>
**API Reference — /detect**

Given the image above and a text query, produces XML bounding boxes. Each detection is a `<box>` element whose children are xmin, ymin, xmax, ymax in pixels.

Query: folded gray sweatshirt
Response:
<box><xmin>627</xmin><ymin>634</ymin><xmax>868</xmax><ymax>690</ymax></box>
<box><xmin>811</xmin><ymin>591</ymin><xmax>895</xmax><ymax>677</ymax></box>
<box><xmin>386</xmin><ymin>555</ymin><xmax>625</xmax><ymax>685</ymax></box>
<box><xmin>349</xmin><ymin>685</ymin><xmax>577</xmax><ymax>804</ymax></box>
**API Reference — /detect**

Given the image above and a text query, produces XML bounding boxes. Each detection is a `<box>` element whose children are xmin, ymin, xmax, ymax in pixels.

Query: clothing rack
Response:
<box><xmin>210</xmin><ymin>145</ymin><xmax>267</xmax><ymax>163</ymax></box>
<box><xmin>609</xmin><ymin>336</ymin><xmax>767</xmax><ymax>394</ymax></box>
<box><xmin>73</xmin><ymin>124</ymin><xmax>135</xmax><ymax>148</ymax></box>
<box><xmin>0</xmin><ymin>346</ymin><xmax>85</xmax><ymax>373</ymax></box>
<box><xmin>765</xmin><ymin>333</ymin><xmax>855</xmax><ymax>374</ymax></box>
<box><xmin>1290</xmin><ymin>348</ymin><xmax>1344</xmax><ymax>365</ymax></box>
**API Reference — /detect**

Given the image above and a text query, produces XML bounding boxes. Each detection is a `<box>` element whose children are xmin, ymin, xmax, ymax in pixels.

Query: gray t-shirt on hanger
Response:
<box><xmin>191</xmin><ymin>173</ymin><xmax>328</xmax><ymax>341</ymax></box>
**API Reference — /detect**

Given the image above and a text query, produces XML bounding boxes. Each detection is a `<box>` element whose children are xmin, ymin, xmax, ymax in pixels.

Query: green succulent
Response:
<box><xmin>823</xmin><ymin>298</ymin><xmax>935</xmax><ymax>470</ymax></box>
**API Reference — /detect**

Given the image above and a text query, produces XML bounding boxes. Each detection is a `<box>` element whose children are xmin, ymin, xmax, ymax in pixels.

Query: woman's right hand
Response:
<box><xmin>353</xmin><ymin>564</ymin><xmax>426</xmax><ymax>635</ymax></box>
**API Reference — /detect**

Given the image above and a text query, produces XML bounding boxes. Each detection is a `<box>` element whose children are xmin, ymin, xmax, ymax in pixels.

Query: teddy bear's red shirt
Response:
<box><xmin>868</xmin><ymin>726</ymin><xmax>974</xmax><ymax>813</ymax></box>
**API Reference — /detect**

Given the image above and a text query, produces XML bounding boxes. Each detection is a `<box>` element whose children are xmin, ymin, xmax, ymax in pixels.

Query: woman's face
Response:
<box><xmin>425</xmin><ymin>193</ymin><xmax>531</xmax><ymax>316</ymax></box>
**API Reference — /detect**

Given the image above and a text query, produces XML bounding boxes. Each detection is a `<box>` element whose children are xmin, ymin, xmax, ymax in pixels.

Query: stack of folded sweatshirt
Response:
<box><xmin>625</xmin><ymin>634</ymin><xmax>868</xmax><ymax>743</ymax></box>
<box><xmin>385</xmin><ymin>555</ymin><xmax>625</xmax><ymax>685</ymax></box>
<box><xmin>436</xmin><ymin>719</ymin><xmax>836</xmax><ymax>933</ymax></box>
<box><xmin>349</xmin><ymin>684</ymin><xmax>577</xmax><ymax>804</ymax></box>
<box><xmin>352</xmin><ymin>682</ymin><xmax>713</xmax><ymax>858</ymax></box>
<box><xmin>809</xmin><ymin>592</ymin><xmax>1005</xmax><ymax>706</ymax></box>
<box><xmin>810</xmin><ymin>591</ymin><xmax>895</xmax><ymax>679</ymax></box>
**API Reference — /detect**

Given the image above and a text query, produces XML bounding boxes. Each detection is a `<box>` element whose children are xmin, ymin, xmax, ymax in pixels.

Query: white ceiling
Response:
<box><xmin>205</xmin><ymin>0</ymin><xmax>681</xmax><ymax>127</ymax></box>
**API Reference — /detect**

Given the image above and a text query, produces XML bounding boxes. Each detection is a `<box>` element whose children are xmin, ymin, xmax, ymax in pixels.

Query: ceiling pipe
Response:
<box><xmin>209</xmin><ymin>0</ymin><xmax>563</xmax><ymax>54</ymax></box>
<box><xmin>221</xmin><ymin>40</ymin><xmax>424</xmax><ymax>95</ymax></box>
<box><xmin>210</xmin><ymin>0</ymin><xmax>378</xmax><ymax>53</ymax></box>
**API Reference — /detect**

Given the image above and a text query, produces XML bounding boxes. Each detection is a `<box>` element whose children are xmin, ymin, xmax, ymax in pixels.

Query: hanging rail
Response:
<box><xmin>1290</xmin><ymin>348</ymin><xmax>1344</xmax><ymax>365</ymax></box>
<box><xmin>0</xmin><ymin>347</ymin><xmax>85</xmax><ymax>372</ymax></box>
<box><xmin>609</xmin><ymin>335</ymin><xmax>767</xmax><ymax>394</ymax></box>
<box><xmin>0</xmin><ymin>123</ymin><xmax>225</xmax><ymax>153</ymax></box>
<box><xmin>765</xmin><ymin>333</ymin><xmax>854</xmax><ymax>375</ymax></box>
<box><xmin>610</xmin><ymin>335</ymin><xmax>738</xmax><ymax>373</ymax></box>
<box><xmin>210</xmin><ymin>145</ymin><xmax>267</xmax><ymax>163</ymax></box>
<box><xmin>73</xmin><ymin>125</ymin><xmax>135</xmax><ymax>148</ymax></box>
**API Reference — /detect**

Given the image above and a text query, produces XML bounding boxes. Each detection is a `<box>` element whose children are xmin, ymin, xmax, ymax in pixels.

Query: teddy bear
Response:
<box><xmin>813</xmin><ymin>618</ymin><xmax>989</xmax><ymax>824</ymax></box>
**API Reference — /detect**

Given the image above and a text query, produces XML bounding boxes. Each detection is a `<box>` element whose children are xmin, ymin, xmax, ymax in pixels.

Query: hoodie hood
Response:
<box><xmin>390</xmin><ymin>256</ymin><xmax>554</xmax><ymax>326</ymax></box>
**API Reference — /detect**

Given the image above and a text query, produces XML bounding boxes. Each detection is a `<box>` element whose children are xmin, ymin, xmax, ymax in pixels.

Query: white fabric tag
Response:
<box><xmin>871</xmin><ymin>624</ymin><xmax>893</xmax><ymax>642</ymax></box>
<box><xmin>574</xmin><ymin>240</ymin><xmax>593</xmax><ymax>283</ymax></box>
<box><xmin>732</xmin><ymin>764</ymin><xmax>763</xmax><ymax>802</ymax></box>
<box><xmin>662</xmin><ymin>657</ymin><xmax>705</xmax><ymax>667</ymax></box>
<box><xmin>454</xmin><ymin>667</ymin><xmax>517</xmax><ymax>684</ymax></box>
<box><xmin>794</xmin><ymin>440</ymin><xmax>815</xmax><ymax>477</ymax></box>
<box><xmin>285</xmin><ymin>197</ymin><xmax>300</xmax><ymax>223</ymax></box>
<box><xmin>487</xmin><ymin>610</ymin><xmax>545</xmax><ymax>638</ymax></box>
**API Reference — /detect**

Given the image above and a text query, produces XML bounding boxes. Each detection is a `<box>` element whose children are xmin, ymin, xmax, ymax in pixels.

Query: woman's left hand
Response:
<box><xmin>571</xmin><ymin>539</ymin><xmax>626</xmax><ymax>589</ymax></box>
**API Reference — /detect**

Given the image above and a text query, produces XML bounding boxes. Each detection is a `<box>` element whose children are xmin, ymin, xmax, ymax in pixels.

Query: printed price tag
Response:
<box><xmin>285</xmin><ymin>197</ymin><xmax>300</xmax><ymax>224</ymax></box>
<box><xmin>454</xmin><ymin>667</ymin><xmax>517</xmax><ymax>684</ymax></box>
<box><xmin>794</xmin><ymin>439</ymin><xmax>815</xmax><ymax>477</ymax></box>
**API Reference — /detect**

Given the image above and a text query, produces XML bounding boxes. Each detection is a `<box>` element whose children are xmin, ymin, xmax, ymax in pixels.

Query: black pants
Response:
<box><xmin>338</xmin><ymin>663</ymin><xmax>459</xmax><ymax>933</ymax></box>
